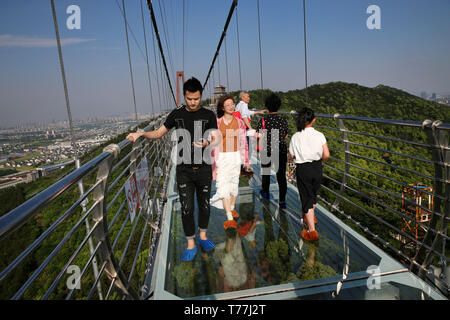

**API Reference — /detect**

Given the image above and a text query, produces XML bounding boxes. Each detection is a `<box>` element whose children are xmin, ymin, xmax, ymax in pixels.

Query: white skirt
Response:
<box><xmin>215</xmin><ymin>151</ymin><xmax>241</xmax><ymax>200</ymax></box>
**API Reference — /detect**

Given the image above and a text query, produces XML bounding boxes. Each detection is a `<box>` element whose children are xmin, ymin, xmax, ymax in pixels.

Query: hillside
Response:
<box><xmin>244</xmin><ymin>82</ymin><xmax>449</xmax><ymax>122</ymax></box>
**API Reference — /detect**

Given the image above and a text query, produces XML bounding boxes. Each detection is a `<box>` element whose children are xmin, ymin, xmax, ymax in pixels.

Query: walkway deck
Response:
<box><xmin>151</xmin><ymin>158</ymin><xmax>446</xmax><ymax>300</ymax></box>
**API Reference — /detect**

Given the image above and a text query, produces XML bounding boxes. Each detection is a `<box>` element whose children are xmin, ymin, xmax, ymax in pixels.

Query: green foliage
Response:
<box><xmin>276</xmin><ymin>82</ymin><xmax>449</xmax><ymax>121</ymax></box>
<box><xmin>297</xmin><ymin>259</ymin><xmax>339</xmax><ymax>282</ymax></box>
<box><xmin>172</xmin><ymin>263</ymin><xmax>200</xmax><ymax>291</ymax></box>
<box><xmin>0</xmin><ymin>185</ymin><xmax>40</xmax><ymax>299</ymax></box>
<box><xmin>264</xmin><ymin>239</ymin><xmax>291</xmax><ymax>284</ymax></box>
<box><xmin>0</xmin><ymin>169</ymin><xmax>18</xmax><ymax>177</ymax></box>
<box><xmin>0</xmin><ymin>184</ymin><xmax>26</xmax><ymax>215</ymax></box>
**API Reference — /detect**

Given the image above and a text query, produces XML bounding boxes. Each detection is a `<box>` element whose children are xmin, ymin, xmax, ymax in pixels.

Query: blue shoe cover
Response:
<box><xmin>199</xmin><ymin>238</ymin><xmax>215</xmax><ymax>251</ymax></box>
<box><xmin>260</xmin><ymin>190</ymin><xmax>270</xmax><ymax>200</ymax></box>
<box><xmin>181</xmin><ymin>246</ymin><xmax>197</xmax><ymax>262</ymax></box>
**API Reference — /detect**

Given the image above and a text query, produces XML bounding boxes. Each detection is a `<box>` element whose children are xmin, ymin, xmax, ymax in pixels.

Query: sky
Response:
<box><xmin>0</xmin><ymin>0</ymin><xmax>449</xmax><ymax>127</ymax></box>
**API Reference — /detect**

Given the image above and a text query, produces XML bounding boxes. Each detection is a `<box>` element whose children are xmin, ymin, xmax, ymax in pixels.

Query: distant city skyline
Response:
<box><xmin>1</xmin><ymin>0</ymin><xmax>450</xmax><ymax>127</ymax></box>
<box><xmin>0</xmin><ymin>111</ymin><xmax>153</xmax><ymax>129</ymax></box>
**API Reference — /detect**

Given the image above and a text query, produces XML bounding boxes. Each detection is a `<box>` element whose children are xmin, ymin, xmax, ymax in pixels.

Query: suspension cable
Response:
<box><xmin>120</xmin><ymin>0</ymin><xmax>138</xmax><ymax>122</ymax></box>
<box><xmin>203</xmin><ymin>0</ymin><xmax>238</xmax><ymax>90</ymax></box>
<box><xmin>50</xmin><ymin>0</ymin><xmax>78</xmax><ymax>158</ymax></box>
<box><xmin>212</xmin><ymin>65</ymin><xmax>216</xmax><ymax>94</ymax></box>
<box><xmin>256</xmin><ymin>0</ymin><xmax>264</xmax><ymax>106</ymax></box>
<box><xmin>302</xmin><ymin>0</ymin><xmax>309</xmax><ymax>106</ymax></box>
<box><xmin>157</xmin><ymin>0</ymin><xmax>175</xmax><ymax>81</ymax></box>
<box><xmin>217</xmin><ymin>50</ymin><xmax>221</xmax><ymax>85</ymax></box>
<box><xmin>146</xmin><ymin>0</ymin><xmax>177</xmax><ymax>107</ymax></box>
<box><xmin>183</xmin><ymin>0</ymin><xmax>189</xmax><ymax>73</ymax></box>
<box><xmin>140</xmin><ymin>0</ymin><xmax>155</xmax><ymax>116</ymax></box>
<box><xmin>182</xmin><ymin>0</ymin><xmax>185</xmax><ymax>72</ymax></box>
<box><xmin>150</xmin><ymin>21</ymin><xmax>163</xmax><ymax>114</ymax></box>
<box><xmin>235</xmin><ymin>3</ymin><xmax>242</xmax><ymax>91</ymax></box>
<box><xmin>114</xmin><ymin>0</ymin><xmax>155</xmax><ymax>80</ymax></box>
<box><xmin>224</xmin><ymin>35</ymin><xmax>230</xmax><ymax>92</ymax></box>
<box><xmin>155</xmin><ymin>1</ymin><xmax>175</xmax><ymax>110</ymax></box>
<box><xmin>114</xmin><ymin>0</ymin><xmax>162</xmax><ymax>114</ymax></box>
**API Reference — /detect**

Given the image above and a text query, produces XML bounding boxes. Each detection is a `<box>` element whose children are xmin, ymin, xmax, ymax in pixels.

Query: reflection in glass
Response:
<box><xmin>164</xmin><ymin>179</ymin><xmax>384</xmax><ymax>298</ymax></box>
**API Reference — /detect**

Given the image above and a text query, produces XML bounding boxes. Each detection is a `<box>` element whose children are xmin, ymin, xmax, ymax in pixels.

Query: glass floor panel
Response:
<box><xmin>152</xmin><ymin>162</ymin><xmax>447</xmax><ymax>300</ymax></box>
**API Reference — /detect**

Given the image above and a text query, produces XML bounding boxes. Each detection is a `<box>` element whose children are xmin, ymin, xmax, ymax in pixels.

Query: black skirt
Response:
<box><xmin>295</xmin><ymin>160</ymin><xmax>323</xmax><ymax>214</ymax></box>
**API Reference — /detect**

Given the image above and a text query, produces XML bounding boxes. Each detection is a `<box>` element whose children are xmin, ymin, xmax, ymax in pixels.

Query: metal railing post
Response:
<box><xmin>332</xmin><ymin>114</ymin><xmax>350</xmax><ymax>211</ymax></box>
<box><xmin>413</xmin><ymin>120</ymin><xmax>449</xmax><ymax>283</ymax></box>
<box><xmin>75</xmin><ymin>158</ymin><xmax>103</xmax><ymax>300</ymax></box>
<box><xmin>140</xmin><ymin>139</ymin><xmax>172</xmax><ymax>299</ymax></box>
<box><xmin>90</xmin><ymin>143</ymin><xmax>139</xmax><ymax>299</ymax></box>
<box><xmin>332</xmin><ymin>230</ymin><xmax>350</xmax><ymax>297</ymax></box>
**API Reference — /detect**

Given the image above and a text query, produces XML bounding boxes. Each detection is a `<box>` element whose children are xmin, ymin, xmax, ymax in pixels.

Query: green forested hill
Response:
<box><xmin>244</xmin><ymin>82</ymin><xmax>449</xmax><ymax>121</ymax></box>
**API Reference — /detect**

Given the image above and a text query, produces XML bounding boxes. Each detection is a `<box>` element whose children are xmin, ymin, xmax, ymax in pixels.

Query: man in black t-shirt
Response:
<box><xmin>163</xmin><ymin>102</ymin><xmax>217</xmax><ymax>166</ymax></box>
<box><xmin>127</xmin><ymin>77</ymin><xmax>219</xmax><ymax>262</ymax></box>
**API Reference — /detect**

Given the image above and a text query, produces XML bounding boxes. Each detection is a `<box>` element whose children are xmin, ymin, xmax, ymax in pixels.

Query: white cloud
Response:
<box><xmin>0</xmin><ymin>34</ymin><xmax>95</xmax><ymax>48</ymax></box>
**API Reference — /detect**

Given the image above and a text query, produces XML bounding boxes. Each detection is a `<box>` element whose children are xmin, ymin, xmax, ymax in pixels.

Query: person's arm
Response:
<box><xmin>194</xmin><ymin>113</ymin><xmax>219</xmax><ymax>148</ymax></box>
<box><xmin>321</xmin><ymin>143</ymin><xmax>330</xmax><ymax>162</ymax></box>
<box><xmin>126</xmin><ymin>125</ymin><xmax>168</xmax><ymax>142</ymax></box>
<box><xmin>243</xmin><ymin>117</ymin><xmax>252</xmax><ymax>130</ymax></box>
<box><xmin>239</xmin><ymin>105</ymin><xmax>253</xmax><ymax>129</ymax></box>
<box><xmin>240</xmin><ymin>124</ymin><xmax>251</xmax><ymax>170</ymax></box>
<box><xmin>288</xmin><ymin>137</ymin><xmax>295</xmax><ymax>160</ymax></box>
<box><xmin>193</xmin><ymin>128</ymin><xmax>220</xmax><ymax>148</ymax></box>
<box><xmin>253</xmin><ymin>109</ymin><xmax>267</xmax><ymax>114</ymax></box>
<box><xmin>249</xmin><ymin>217</ymin><xmax>258</xmax><ymax>233</ymax></box>
<box><xmin>210</xmin><ymin>129</ymin><xmax>220</xmax><ymax>146</ymax></box>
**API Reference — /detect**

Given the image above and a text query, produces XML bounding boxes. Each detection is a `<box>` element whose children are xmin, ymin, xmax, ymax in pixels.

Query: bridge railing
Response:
<box><xmin>0</xmin><ymin>113</ymin><xmax>173</xmax><ymax>300</ymax></box>
<box><xmin>259</xmin><ymin>111</ymin><xmax>448</xmax><ymax>296</ymax></box>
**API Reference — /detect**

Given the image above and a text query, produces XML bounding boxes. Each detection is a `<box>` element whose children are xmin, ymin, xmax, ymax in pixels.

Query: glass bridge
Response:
<box><xmin>0</xmin><ymin>112</ymin><xmax>448</xmax><ymax>300</ymax></box>
<box><xmin>151</xmin><ymin>157</ymin><xmax>446</xmax><ymax>300</ymax></box>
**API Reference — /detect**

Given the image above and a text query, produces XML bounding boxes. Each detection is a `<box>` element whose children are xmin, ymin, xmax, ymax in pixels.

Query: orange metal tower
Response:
<box><xmin>400</xmin><ymin>184</ymin><xmax>433</xmax><ymax>252</ymax></box>
<box><xmin>176</xmin><ymin>71</ymin><xmax>185</xmax><ymax>106</ymax></box>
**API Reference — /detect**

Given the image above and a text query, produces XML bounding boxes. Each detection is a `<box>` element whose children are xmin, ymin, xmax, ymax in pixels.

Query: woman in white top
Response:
<box><xmin>288</xmin><ymin>107</ymin><xmax>330</xmax><ymax>241</ymax></box>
